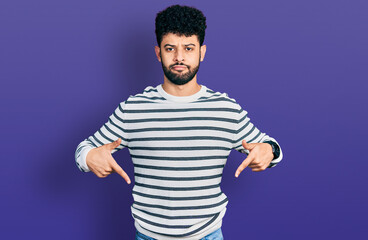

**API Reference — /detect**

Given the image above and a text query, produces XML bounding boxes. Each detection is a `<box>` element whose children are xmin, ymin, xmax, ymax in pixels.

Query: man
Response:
<box><xmin>75</xmin><ymin>4</ymin><xmax>283</xmax><ymax>240</ymax></box>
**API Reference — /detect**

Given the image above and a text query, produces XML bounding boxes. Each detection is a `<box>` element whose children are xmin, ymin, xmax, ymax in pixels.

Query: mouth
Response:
<box><xmin>171</xmin><ymin>65</ymin><xmax>187</xmax><ymax>71</ymax></box>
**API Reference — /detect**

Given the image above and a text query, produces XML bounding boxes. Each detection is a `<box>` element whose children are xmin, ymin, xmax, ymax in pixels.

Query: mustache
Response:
<box><xmin>170</xmin><ymin>63</ymin><xmax>189</xmax><ymax>68</ymax></box>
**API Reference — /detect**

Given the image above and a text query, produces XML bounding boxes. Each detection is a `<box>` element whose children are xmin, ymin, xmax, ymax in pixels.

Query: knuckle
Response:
<box><xmin>96</xmin><ymin>170</ymin><xmax>108</xmax><ymax>178</ymax></box>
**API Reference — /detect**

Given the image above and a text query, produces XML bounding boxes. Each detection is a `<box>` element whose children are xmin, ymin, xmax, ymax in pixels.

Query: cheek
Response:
<box><xmin>190</xmin><ymin>53</ymin><xmax>201</xmax><ymax>63</ymax></box>
<box><xmin>161</xmin><ymin>54</ymin><xmax>172</xmax><ymax>65</ymax></box>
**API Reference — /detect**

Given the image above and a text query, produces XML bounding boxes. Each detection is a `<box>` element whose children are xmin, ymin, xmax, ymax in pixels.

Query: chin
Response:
<box><xmin>168</xmin><ymin>79</ymin><xmax>193</xmax><ymax>86</ymax></box>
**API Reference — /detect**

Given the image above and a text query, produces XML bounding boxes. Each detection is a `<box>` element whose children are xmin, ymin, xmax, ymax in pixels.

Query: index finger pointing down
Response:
<box><xmin>111</xmin><ymin>160</ymin><xmax>131</xmax><ymax>184</ymax></box>
<box><xmin>235</xmin><ymin>156</ymin><xmax>254</xmax><ymax>177</ymax></box>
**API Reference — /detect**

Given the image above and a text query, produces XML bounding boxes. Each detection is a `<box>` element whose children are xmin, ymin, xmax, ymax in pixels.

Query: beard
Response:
<box><xmin>160</xmin><ymin>54</ymin><xmax>201</xmax><ymax>85</ymax></box>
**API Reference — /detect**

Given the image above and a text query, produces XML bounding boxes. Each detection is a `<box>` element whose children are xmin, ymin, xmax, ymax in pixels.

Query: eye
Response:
<box><xmin>166</xmin><ymin>48</ymin><xmax>174</xmax><ymax>52</ymax></box>
<box><xmin>186</xmin><ymin>47</ymin><xmax>193</xmax><ymax>51</ymax></box>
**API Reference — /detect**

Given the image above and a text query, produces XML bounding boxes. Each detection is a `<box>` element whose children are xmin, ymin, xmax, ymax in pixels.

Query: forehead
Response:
<box><xmin>161</xmin><ymin>33</ymin><xmax>199</xmax><ymax>46</ymax></box>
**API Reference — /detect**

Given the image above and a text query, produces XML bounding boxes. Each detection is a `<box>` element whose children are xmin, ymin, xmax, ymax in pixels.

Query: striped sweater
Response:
<box><xmin>75</xmin><ymin>84</ymin><xmax>283</xmax><ymax>239</ymax></box>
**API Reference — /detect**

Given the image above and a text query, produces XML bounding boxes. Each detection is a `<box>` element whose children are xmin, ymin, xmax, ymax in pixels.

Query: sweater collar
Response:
<box><xmin>156</xmin><ymin>84</ymin><xmax>207</xmax><ymax>103</ymax></box>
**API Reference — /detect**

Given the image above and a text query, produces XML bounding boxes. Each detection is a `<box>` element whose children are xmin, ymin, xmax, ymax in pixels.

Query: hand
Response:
<box><xmin>235</xmin><ymin>140</ymin><xmax>273</xmax><ymax>177</ymax></box>
<box><xmin>86</xmin><ymin>138</ymin><xmax>131</xmax><ymax>184</ymax></box>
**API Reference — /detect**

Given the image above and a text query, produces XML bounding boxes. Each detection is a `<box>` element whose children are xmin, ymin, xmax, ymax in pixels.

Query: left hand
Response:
<box><xmin>235</xmin><ymin>140</ymin><xmax>274</xmax><ymax>177</ymax></box>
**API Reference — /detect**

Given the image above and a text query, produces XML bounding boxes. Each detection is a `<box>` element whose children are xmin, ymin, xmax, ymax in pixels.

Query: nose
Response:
<box><xmin>174</xmin><ymin>49</ymin><xmax>184</xmax><ymax>63</ymax></box>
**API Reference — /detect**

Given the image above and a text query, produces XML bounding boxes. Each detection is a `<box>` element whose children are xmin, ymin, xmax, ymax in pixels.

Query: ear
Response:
<box><xmin>154</xmin><ymin>46</ymin><xmax>161</xmax><ymax>62</ymax></box>
<box><xmin>200</xmin><ymin>45</ymin><xmax>207</xmax><ymax>62</ymax></box>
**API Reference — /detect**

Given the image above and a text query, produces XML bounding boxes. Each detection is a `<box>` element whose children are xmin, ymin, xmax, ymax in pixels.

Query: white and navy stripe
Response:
<box><xmin>75</xmin><ymin>84</ymin><xmax>283</xmax><ymax>239</ymax></box>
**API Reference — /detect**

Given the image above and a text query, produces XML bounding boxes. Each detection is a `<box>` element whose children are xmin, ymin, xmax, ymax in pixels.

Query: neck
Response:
<box><xmin>162</xmin><ymin>76</ymin><xmax>201</xmax><ymax>96</ymax></box>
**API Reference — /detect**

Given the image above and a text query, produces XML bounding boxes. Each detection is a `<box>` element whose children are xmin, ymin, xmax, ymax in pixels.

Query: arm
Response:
<box><xmin>74</xmin><ymin>101</ymin><xmax>130</xmax><ymax>174</ymax></box>
<box><xmin>75</xmin><ymin>140</ymin><xmax>95</xmax><ymax>172</ymax></box>
<box><xmin>232</xmin><ymin>103</ymin><xmax>283</xmax><ymax>169</ymax></box>
<box><xmin>263</xmin><ymin>140</ymin><xmax>282</xmax><ymax>168</ymax></box>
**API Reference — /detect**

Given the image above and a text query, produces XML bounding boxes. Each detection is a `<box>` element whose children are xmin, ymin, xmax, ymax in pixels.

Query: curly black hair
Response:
<box><xmin>155</xmin><ymin>4</ymin><xmax>207</xmax><ymax>47</ymax></box>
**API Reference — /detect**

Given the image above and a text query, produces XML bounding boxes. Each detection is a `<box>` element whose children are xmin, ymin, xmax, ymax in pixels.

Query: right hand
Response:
<box><xmin>86</xmin><ymin>138</ymin><xmax>131</xmax><ymax>184</ymax></box>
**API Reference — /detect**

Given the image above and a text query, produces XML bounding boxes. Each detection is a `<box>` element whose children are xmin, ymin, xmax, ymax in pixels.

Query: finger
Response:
<box><xmin>104</xmin><ymin>168</ymin><xmax>113</xmax><ymax>174</ymax></box>
<box><xmin>96</xmin><ymin>172</ymin><xmax>108</xmax><ymax>178</ymax></box>
<box><xmin>252</xmin><ymin>168</ymin><xmax>263</xmax><ymax>172</ymax></box>
<box><xmin>248</xmin><ymin>162</ymin><xmax>259</xmax><ymax>167</ymax></box>
<box><xmin>106</xmin><ymin>138</ymin><xmax>122</xmax><ymax>151</ymax></box>
<box><xmin>96</xmin><ymin>167</ymin><xmax>112</xmax><ymax>177</ymax></box>
<box><xmin>248</xmin><ymin>160</ymin><xmax>263</xmax><ymax>168</ymax></box>
<box><xmin>242</xmin><ymin>140</ymin><xmax>256</xmax><ymax>151</ymax></box>
<box><xmin>235</xmin><ymin>156</ymin><xmax>254</xmax><ymax>177</ymax></box>
<box><xmin>251</xmin><ymin>162</ymin><xmax>268</xmax><ymax>171</ymax></box>
<box><xmin>110</xmin><ymin>159</ymin><xmax>131</xmax><ymax>184</ymax></box>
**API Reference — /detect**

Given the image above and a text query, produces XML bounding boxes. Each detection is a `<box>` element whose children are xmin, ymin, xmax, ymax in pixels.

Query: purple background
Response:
<box><xmin>1</xmin><ymin>0</ymin><xmax>367</xmax><ymax>239</ymax></box>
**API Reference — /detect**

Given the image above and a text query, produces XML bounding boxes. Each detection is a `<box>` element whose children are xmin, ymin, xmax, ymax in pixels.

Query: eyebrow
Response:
<box><xmin>163</xmin><ymin>43</ymin><xmax>196</xmax><ymax>47</ymax></box>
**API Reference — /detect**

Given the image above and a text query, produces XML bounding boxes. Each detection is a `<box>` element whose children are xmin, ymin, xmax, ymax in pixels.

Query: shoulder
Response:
<box><xmin>199</xmin><ymin>86</ymin><xmax>242</xmax><ymax>111</ymax></box>
<box><xmin>125</xmin><ymin>85</ymin><xmax>165</xmax><ymax>104</ymax></box>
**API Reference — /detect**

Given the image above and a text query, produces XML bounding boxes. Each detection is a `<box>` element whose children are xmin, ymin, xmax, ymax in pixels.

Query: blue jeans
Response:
<box><xmin>135</xmin><ymin>228</ymin><xmax>223</xmax><ymax>240</ymax></box>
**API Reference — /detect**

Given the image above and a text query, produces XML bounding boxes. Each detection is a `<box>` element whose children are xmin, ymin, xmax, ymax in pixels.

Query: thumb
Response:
<box><xmin>107</xmin><ymin>138</ymin><xmax>122</xmax><ymax>150</ymax></box>
<box><xmin>242</xmin><ymin>139</ymin><xmax>256</xmax><ymax>150</ymax></box>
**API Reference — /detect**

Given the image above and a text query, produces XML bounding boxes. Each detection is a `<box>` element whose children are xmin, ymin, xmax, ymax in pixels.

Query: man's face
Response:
<box><xmin>155</xmin><ymin>33</ymin><xmax>206</xmax><ymax>85</ymax></box>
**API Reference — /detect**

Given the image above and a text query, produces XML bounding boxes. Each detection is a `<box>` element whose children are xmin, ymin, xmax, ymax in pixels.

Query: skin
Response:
<box><xmin>235</xmin><ymin>140</ymin><xmax>274</xmax><ymax>176</ymax></box>
<box><xmin>86</xmin><ymin>33</ymin><xmax>274</xmax><ymax>182</ymax></box>
<box><xmin>154</xmin><ymin>33</ymin><xmax>206</xmax><ymax>96</ymax></box>
<box><xmin>86</xmin><ymin>138</ymin><xmax>131</xmax><ymax>182</ymax></box>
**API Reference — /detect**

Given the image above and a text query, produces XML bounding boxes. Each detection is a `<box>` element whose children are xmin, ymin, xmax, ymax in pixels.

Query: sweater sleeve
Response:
<box><xmin>74</xmin><ymin>101</ymin><xmax>129</xmax><ymax>172</ymax></box>
<box><xmin>232</xmin><ymin>103</ymin><xmax>283</xmax><ymax>168</ymax></box>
